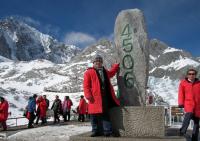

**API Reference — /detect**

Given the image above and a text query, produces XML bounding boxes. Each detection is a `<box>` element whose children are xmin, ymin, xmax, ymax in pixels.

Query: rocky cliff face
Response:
<box><xmin>0</xmin><ymin>17</ymin><xmax>81</xmax><ymax>63</ymax></box>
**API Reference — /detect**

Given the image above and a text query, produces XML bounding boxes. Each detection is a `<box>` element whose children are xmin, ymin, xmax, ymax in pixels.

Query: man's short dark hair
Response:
<box><xmin>0</xmin><ymin>96</ymin><xmax>4</xmax><ymax>101</ymax></box>
<box><xmin>33</xmin><ymin>94</ymin><xmax>37</xmax><ymax>99</ymax></box>
<box><xmin>187</xmin><ymin>68</ymin><xmax>198</xmax><ymax>75</ymax></box>
<box><xmin>93</xmin><ymin>54</ymin><xmax>103</xmax><ymax>63</ymax></box>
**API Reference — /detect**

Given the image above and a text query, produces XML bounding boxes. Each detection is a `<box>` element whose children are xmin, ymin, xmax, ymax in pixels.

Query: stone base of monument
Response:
<box><xmin>110</xmin><ymin>106</ymin><xmax>165</xmax><ymax>137</ymax></box>
<box><xmin>70</xmin><ymin>106</ymin><xmax>186</xmax><ymax>141</ymax></box>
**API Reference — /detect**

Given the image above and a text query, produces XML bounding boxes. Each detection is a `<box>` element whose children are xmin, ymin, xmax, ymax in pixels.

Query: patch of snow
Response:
<box><xmin>163</xmin><ymin>47</ymin><xmax>181</xmax><ymax>54</ymax></box>
<box><xmin>85</xmin><ymin>51</ymin><xmax>97</xmax><ymax>57</ymax></box>
<box><xmin>159</xmin><ymin>58</ymin><xmax>200</xmax><ymax>70</ymax></box>
<box><xmin>96</xmin><ymin>45</ymin><xmax>110</xmax><ymax>53</ymax></box>
<box><xmin>150</xmin><ymin>55</ymin><xmax>157</xmax><ymax>61</ymax></box>
<box><xmin>149</xmin><ymin>67</ymin><xmax>157</xmax><ymax>73</ymax></box>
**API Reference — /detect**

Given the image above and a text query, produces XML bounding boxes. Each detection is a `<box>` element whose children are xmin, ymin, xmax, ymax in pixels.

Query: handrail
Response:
<box><xmin>7</xmin><ymin>116</ymin><xmax>27</xmax><ymax>127</ymax></box>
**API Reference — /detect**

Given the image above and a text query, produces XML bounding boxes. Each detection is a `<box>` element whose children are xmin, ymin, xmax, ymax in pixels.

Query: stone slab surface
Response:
<box><xmin>110</xmin><ymin>106</ymin><xmax>165</xmax><ymax>137</ymax></box>
<box><xmin>70</xmin><ymin>132</ymin><xmax>186</xmax><ymax>141</ymax></box>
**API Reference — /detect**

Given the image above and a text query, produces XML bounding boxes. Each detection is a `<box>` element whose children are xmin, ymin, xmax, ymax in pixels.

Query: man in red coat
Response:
<box><xmin>83</xmin><ymin>55</ymin><xmax>120</xmax><ymax>137</ymax></box>
<box><xmin>78</xmin><ymin>95</ymin><xmax>87</xmax><ymax>122</ymax></box>
<box><xmin>0</xmin><ymin>97</ymin><xmax>9</xmax><ymax>131</ymax></box>
<box><xmin>178</xmin><ymin>69</ymin><xmax>200</xmax><ymax>141</ymax></box>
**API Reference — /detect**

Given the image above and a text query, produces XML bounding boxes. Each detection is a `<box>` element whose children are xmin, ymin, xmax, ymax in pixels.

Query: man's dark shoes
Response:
<box><xmin>179</xmin><ymin>131</ymin><xmax>191</xmax><ymax>140</ymax></box>
<box><xmin>28</xmin><ymin>125</ymin><xmax>34</xmax><ymax>128</ymax></box>
<box><xmin>90</xmin><ymin>132</ymin><xmax>102</xmax><ymax>137</ymax></box>
<box><xmin>2</xmin><ymin>128</ymin><xmax>7</xmax><ymax>131</ymax></box>
<box><xmin>104</xmin><ymin>133</ymin><xmax>111</xmax><ymax>137</ymax></box>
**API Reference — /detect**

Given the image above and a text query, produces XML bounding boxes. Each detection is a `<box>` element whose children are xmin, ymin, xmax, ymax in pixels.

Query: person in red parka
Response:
<box><xmin>83</xmin><ymin>55</ymin><xmax>120</xmax><ymax>137</ymax></box>
<box><xmin>36</xmin><ymin>96</ymin><xmax>47</xmax><ymax>125</ymax></box>
<box><xmin>0</xmin><ymin>97</ymin><xmax>9</xmax><ymax>131</ymax></box>
<box><xmin>178</xmin><ymin>68</ymin><xmax>200</xmax><ymax>141</ymax></box>
<box><xmin>78</xmin><ymin>95</ymin><xmax>87</xmax><ymax>122</ymax></box>
<box><xmin>62</xmin><ymin>96</ymin><xmax>73</xmax><ymax>122</ymax></box>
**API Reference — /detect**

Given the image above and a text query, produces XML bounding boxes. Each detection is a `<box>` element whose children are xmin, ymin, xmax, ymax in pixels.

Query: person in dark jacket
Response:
<box><xmin>178</xmin><ymin>69</ymin><xmax>200</xmax><ymax>141</ymax></box>
<box><xmin>51</xmin><ymin>95</ymin><xmax>62</xmax><ymax>124</ymax></box>
<box><xmin>83</xmin><ymin>55</ymin><xmax>120</xmax><ymax>137</ymax></box>
<box><xmin>43</xmin><ymin>95</ymin><xmax>49</xmax><ymax>110</ymax></box>
<box><xmin>0</xmin><ymin>97</ymin><xmax>9</xmax><ymax>131</ymax></box>
<box><xmin>27</xmin><ymin>94</ymin><xmax>37</xmax><ymax>128</ymax></box>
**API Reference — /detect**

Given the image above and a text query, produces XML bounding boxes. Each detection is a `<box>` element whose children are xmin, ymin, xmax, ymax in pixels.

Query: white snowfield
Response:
<box><xmin>159</xmin><ymin>57</ymin><xmax>200</xmax><ymax>70</ymax></box>
<box><xmin>7</xmin><ymin>124</ymin><xmax>91</xmax><ymax>141</ymax></box>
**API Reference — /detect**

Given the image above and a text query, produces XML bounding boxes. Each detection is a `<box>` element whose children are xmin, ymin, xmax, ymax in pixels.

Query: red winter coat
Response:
<box><xmin>78</xmin><ymin>98</ymin><xmax>87</xmax><ymax>114</ymax></box>
<box><xmin>37</xmin><ymin>97</ymin><xmax>47</xmax><ymax>118</ymax></box>
<box><xmin>62</xmin><ymin>99</ymin><xmax>73</xmax><ymax>112</ymax></box>
<box><xmin>83</xmin><ymin>64</ymin><xmax>120</xmax><ymax>114</ymax></box>
<box><xmin>0</xmin><ymin>100</ymin><xmax>9</xmax><ymax>122</ymax></box>
<box><xmin>178</xmin><ymin>79</ymin><xmax>200</xmax><ymax>117</ymax></box>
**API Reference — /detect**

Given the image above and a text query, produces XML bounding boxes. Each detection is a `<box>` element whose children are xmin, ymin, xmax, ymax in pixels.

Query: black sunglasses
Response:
<box><xmin>187</xmin><ymin>73</ymin><xmax>196</xmax><ymax>75</ymax></box>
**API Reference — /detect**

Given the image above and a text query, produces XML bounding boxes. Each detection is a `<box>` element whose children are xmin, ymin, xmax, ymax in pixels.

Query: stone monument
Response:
<box><xmin>114</xmin><ymin>9</ymin><xmax>149</xmax><ymax>106</ymax></box>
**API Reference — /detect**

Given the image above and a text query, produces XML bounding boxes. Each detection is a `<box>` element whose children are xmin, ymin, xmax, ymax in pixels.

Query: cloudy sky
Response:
<box><xmin>0</xmin><ymin>0</ymin><xmax>199</xmax><ymax>56</ymax></box>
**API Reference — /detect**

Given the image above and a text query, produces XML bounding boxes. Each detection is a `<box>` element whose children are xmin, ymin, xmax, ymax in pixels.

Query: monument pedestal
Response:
<box><xmin>110</xmin><ymin>106</ymin><xmax>165</xmax><ymax>137</ymax></box>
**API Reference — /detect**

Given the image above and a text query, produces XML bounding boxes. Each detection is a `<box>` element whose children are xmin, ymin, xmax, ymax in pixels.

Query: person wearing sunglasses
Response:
<box><xmin>178</xmin><ymin>68</ymin><xmax>200</xmax><ymax>141</ymax></box>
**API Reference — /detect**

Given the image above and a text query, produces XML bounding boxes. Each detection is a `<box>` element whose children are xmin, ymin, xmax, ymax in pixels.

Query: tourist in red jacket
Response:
<box><xmin>78</xmin><ymin>95</ymin><xmax>87</xmax><ymax>122</ymax></box>
<box><xmin>0</xmin><ymin>97</ymin><xmax>9</xmax><ymax>131</ymax></box>
<box><xmin>178</xmin><ymin>69</ymin><xmax>200</xmax><ymax>141</ymax></box>
<box><xmin>83</xmin><ymin>55</ymin><xmax>120</xmax><ymax>137</ymax></box>
<box><xmin>36</xmin><ymin>96</ymin><xmax>47</xmax><ymax>125</ymax></box>
<box><xmin>62</xmin><ymin>96</ymin><xmax>73</xmax><ymax>121</ymax></box>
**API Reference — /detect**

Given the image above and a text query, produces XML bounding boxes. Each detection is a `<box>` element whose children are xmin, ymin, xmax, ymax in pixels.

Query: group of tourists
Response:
<box><xmin>26</xmin><ymin>94</ymin><xmax>88</xmax><ymax>128</ymax></box>
<box><xmin>0</xmin><ymin>94</ymin><xmax>88</xmax><ymax>130</ymax></box>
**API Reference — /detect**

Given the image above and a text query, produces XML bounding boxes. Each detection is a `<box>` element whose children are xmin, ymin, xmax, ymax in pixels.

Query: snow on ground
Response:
<box><xmin>7</xmin><ymin>124</ymin><xmax>91</xmax><ymax>141</ymax></box>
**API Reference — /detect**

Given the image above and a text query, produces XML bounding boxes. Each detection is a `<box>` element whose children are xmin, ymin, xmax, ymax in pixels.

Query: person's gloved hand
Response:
<box><xmin>178</xmin><ymin>105</ymin><xmax>184</xmax><ymax>108</ymax></box>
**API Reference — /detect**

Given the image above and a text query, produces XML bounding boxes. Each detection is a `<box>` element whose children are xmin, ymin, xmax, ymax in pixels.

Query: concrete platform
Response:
<box><xmin>70</xmin><ymin>132</ymin><xmax>186</xmax><ymax>141</ymax></box>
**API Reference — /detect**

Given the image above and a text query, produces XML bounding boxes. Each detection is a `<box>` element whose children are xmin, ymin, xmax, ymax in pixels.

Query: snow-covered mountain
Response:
<box><xmin>149</xmin><ymin>39</ymin><xmax>200</xmax><ymax>80</ymax></box>
<box><xmin>0</xmin><ymin>17</ymin><xmax>81</xmax><ymax>63</ymax></box>
<box><xmin>0</xmin><ymin>17</ymin><xmax>200</xmax><ymax>126</ymax></box>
